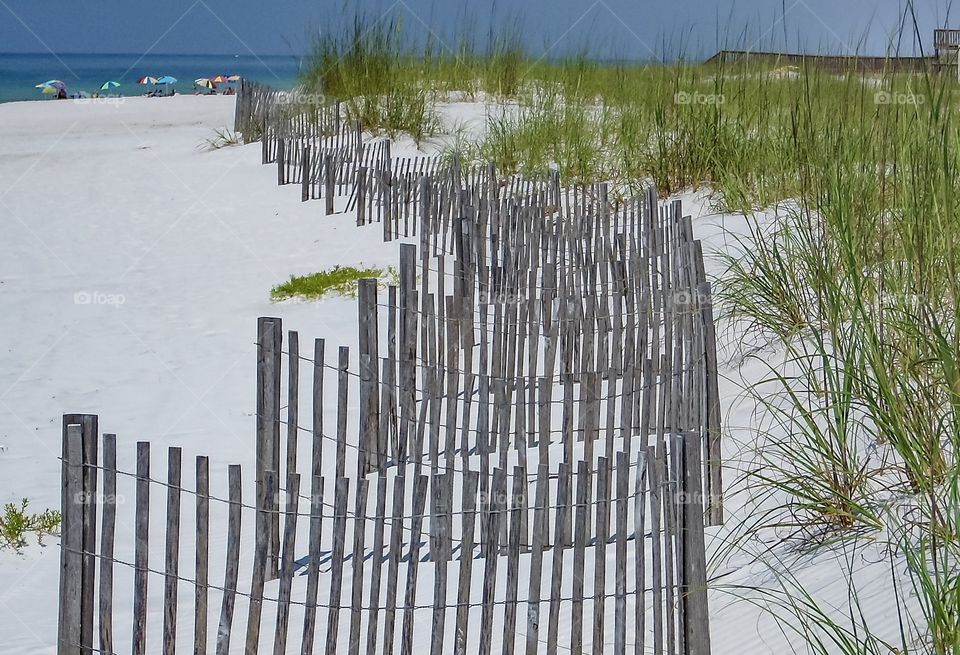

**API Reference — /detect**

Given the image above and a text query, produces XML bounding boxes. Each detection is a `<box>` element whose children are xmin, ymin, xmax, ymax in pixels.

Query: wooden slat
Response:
<box><xmin>301</xmin><ymin>145</ymin><xmax>311</xmax><ymax>201</ymax></box>
<box><xmin>348</xmin><ymin>478</ymin><xmax>370</xmax><ymax>654</ymax></box>
<box><xmin>546</xmin><ymin>462</ymin><xmax>570</xmax><ymax>654</ymax></box>
<box><xmin>357</xmin><ymin>279</ymin><xmax>380</xmax><ymax>473</ymax></box>
<box><xmin>357</xmin><ymin>167</ymin><xmax>367</xmax><ymax>225</ymax></box>
<box><xmin>325</xmin><ymin>154</ymin><xmax>335</xmax><ymax>215</ymax></box>
<box><xmin>647</xmin><ymin>448</ymin><xmax>663</xmax><ymax>655</ymax></box>
<box><xmin>256</xmin><ymin>317</ymin><xmax>282</xmax><ymax>581</ymax></box>
<box><xmin>634</xmin><ymin>452</ymin><xmax>648</xmax><ymax>655</ymax></box>
<box><xmin>287</xmin><ymin>330</ymin><xmax>300</xmax><ymax>476</ymax></box>
<box><xmin>336</xmin><ymin>347</ymin><xmax>349</xmax><ymax>480</ymax></box>
<box><xmin>399</xmin><ymin>244</ymin><xmax>418</xmax><ymax>464</ymax></box>
<box><xmin>524</xmin><ymin>464</ymin><xmax>548</xmax><ymax>655</ymax></box>
<box><xmin>273</xmin><ymin>472</ymin><xmax>301</xmax><ymax>655</ymax></box>
<box><xmin>613</xmin><ymin>451</ymin><xmax>628</xmax><ymax>655</ymax></box>
<box><xmin>365</xmin><ymin>472</ymin><xmax>389</xmax><ymax>654</ymax></box>
<box><xmin>682</xmin><ymin>432</ymin><xmax>711</xmax><ymax>655</ymax></box>
<box><xmin>502</xmin><ymin>467</ymin><xmax>525</xmax><ymax>655</ymax></box>
<box><xmin>311</xmin><ymin>339</ymin><xmax>325</xmax><ymax>481</ymax></box>
<box><xmin>382</xmin><ymin>474</ymin><xmax>407</xmax><ymax>655</ymax></box>
<box><xmin>98</xmin><ymin>434</ymin><xmax>117</xmax><ymax>655</ymax></box>
<box><xmin>58</xmin><ymin>423</ymin><xmax>83</xmax><ymax>655</ymax></box>
<box><xmin>430</xmin><ymin>473</ymin><xmax>450</xmax><ymax>655</ymax></box>
<box><xmin>79</xmin><ymin>414</ymin><xmax>98</xmax><ymax>655</ymax></box>
<box><xmin>325</xmin><ymin>478</ymin><xmax>350</xmax><ymax>655</ymax></box>
<box><xmin>570</xmin><ymin>461</ymin><xmax>589</xmax><ymax>655</ymax></box>
<box><xmin>593</xmin><ymin>457</ymin><xmax>611</xmax><ymax>654</ymax></box>
<box><xmin>453</xmin><ymin>470</ymin><xmax>480</xmax><ymax>655</ymax></box>
<box><xmin>194</xmin><ymin>455</ymin><xmax>210</xmax><ymax>655</ymax></box>
<box><xmin>245</xmin><ymin>470</ymin><xmax>273</xmax><ymax>654</ymax></box>
<box><xmin>216</xmin><ymin>465</ymin><xmax>242</xmax><ymax>655</ymax></box>
<box><xmin>478</xmin><ymin>468</ymin><xmax>506</xmax><ymax>655</ymax></box>
<box><xmin>400</xmin><ymin>476</ymin><xmax>430</xmax><ymax>655</ymax></box>
<box><xmin>300</xmin><ymin>475</ymin><xmax>324</xmax><ymax>655</ymax></box>
<box><xmin>132</xmin><ymin>441</ymin><xmax>151</xmax><ymax>655</ymax></box>
<box><xmin>662</xmin><ymin>446</ymin><xmax>677</xmax><ymax>655</ymax></box>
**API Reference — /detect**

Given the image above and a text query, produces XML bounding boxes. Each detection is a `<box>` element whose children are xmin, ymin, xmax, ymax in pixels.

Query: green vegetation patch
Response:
<box><xmin>1</xmin><ymin>499</ymin><xmax>61</xmax><ymax>550</ymax></box>
<box><xmin>271</xmin><ymin>265</ymin><xmax>398</xmax><ymax>301</ymax></box>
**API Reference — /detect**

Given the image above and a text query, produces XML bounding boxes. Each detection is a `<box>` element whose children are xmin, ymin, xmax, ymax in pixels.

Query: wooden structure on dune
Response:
<box><xmin>706</xmin><ymin>29</ymin><xmax>960</xmax><ymax>74</ymax></box>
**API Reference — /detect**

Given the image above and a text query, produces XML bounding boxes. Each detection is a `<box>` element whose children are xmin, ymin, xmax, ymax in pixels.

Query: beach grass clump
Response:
<box><xmin>201</xmin><ymin>127</ymin><xmax>242</xmax><ymax>151</ymax></box>
<box><xmin>902</xmin><ymin>470</ymin><xmax>960</xmax><ymax>654</ymax></box>
<box><xmin>301</xmin><ymin>16</ymin><xmax>441</xmax><ymax>142</ymax></box>
<box><xmin>478</xmin><ymin>33</ymin><xmax>527</xmax><ymax>99</ymax></box>
<box><xmin>271</xmin><ymin>265</ymin><xmax>398</xmax><ymax>301</ymax></box>
<box><xmin>471</xmin><ymin>91</ymin><xmax>616</xmax><ymax>183</ymax></box>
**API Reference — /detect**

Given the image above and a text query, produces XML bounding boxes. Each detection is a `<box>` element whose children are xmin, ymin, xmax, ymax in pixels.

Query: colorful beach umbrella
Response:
<box><xmin>211</xmin><ymin>75</ymin><xmax>228</xmax><ymax>84</ymax></box>
<box><xmin>37</xmin><ymin>80</ymin><xmax>66</xmax><ymax>90</ymax></box>
<box><xmin>100</xmin><ymin>81</ymin><xmax>120</xmax><ymax>90</ymax></box>
<box><xmin>157</xmin><ymin>76</ymin><xmax>177</xmax><ymax>84</ymax></box>
<box><xmin>36</xmin><ymin>84</ymin><xmax>58</xmax><ymax>95</ymax></box>
<box><xmin>137</xmin><ymin>76</ymin><xmax>158</xmax><ymax>85</ymax></box>
<box><xmin>194</xmin><ymin>78</ymin><xmax>214</xmax><ymax>89</ymax></box>
<box><xmin>226</xmin><ymin>74</ymin><xmax>240</xmax><ymax>82</ymax></box>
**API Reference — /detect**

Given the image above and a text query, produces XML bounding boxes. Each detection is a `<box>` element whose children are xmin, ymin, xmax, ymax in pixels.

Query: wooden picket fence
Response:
<box><xmin>56</xmin><ymin>80</ymin><xmax>722</xmax><ymax>655</ymax></box>
<box><xmin>234</xmin><ymin>79</ymin><xmax>722</xmax><ymax>525</ymax></box>
<box><xmin>59</xmin><ymin>412</ymin><xmax>707</xmax><ymax>655</ymax></box>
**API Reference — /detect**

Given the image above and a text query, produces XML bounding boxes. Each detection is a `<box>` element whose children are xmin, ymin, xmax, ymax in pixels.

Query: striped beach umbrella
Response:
<box><xmin>100</xmin><ymin>81</ymin><xmax>120</xmax><ymax>90</ymax></box>
<box><xmin>137</xmin><ymin>76</ymin><xmax>158</xmax><ymax>85</ymax></box>
<box><xmin>157</xmin><ymin>76</ymin><xmax>177</xmax><ymax>84</ymax></box>
<box><xmin>194</xmin><ymin>78</ymin><xmax>214</xmax><ymax>89</ymax></box>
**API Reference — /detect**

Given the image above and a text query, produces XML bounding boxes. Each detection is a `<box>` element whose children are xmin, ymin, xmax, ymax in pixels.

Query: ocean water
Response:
<box><xmin>0</xmin><ymin>52</ymin><xmax>304</xmax><ymax>103</ymax></box>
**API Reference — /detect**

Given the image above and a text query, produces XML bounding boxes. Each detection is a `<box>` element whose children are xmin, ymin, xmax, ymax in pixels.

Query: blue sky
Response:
<box><xmin>0</xmin><ymin>0</ymin><xmax>950</xmax><ymax>59</ymax></box>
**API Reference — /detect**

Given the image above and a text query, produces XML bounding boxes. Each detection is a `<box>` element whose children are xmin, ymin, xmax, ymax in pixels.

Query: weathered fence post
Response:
<box><xmin>162</xmin><ymin>447</ymin><xmax>182</xmax><ymax>655</ymax></box>
<box><xmin>58</xmin><ymin>422</ymin><xmax>83</xmax><ymax>655</ymax></box>
<box><xmin>301</xmin><ymin>145</ymin><xmax>312</xmax><ymax>202</ymax></box>
<box><xmin>357</xmin><ymin>167</ymin><xmax>367</xmax><ymax>225</ymax></box>
<box><xmin>99</xmin><ymin>434</ymin><xmax>117</xmax><ymax>655</ymax></box>
<box><xmin>133</xmin><ymin>441</ymin><xmax>150</xmax><ymax>655</ymax></box>
<box><xmin>60</xmin><ymin>413</ymin><xmax>97</xmax><ymax>654</ymax></box>
<box><xmin>358</xmin><ymin>279</ymin><xmax>380</xmax><ymax>472</ymax></box>
<box><xmin>194</xmin><ymin>456</ymin><xmax>209</xmax><ymax>655</ymax></box>
<box><xmin>256</xmin><ymin>317</ymin><xmax>282</xmax><ymax>580</ymax></box>
<box><xmin>325</xmin><ymin>154</ymin><xmax>335</xmax><ymax>215</ymax></box>
<box><xmin>215</xmin><ymin>465</ymin><xmax>242</xmax><ymax>655</ymax></box>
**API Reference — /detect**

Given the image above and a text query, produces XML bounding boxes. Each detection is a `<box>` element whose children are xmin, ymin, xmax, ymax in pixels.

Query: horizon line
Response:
<box><xmin>0</xmin><ymin>51</ymin><xmax>301</xmax><ymax>58</ymax></box>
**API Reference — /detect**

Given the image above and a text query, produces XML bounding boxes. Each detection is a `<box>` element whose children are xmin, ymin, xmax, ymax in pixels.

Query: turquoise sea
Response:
<box><xmin>0</xmin><ymin>52</ymin><xmax>303</xmax><ymax>103</ymax></box>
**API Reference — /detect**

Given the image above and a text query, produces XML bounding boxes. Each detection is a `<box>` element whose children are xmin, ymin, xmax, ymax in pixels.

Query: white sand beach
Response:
<box><xmin>0</xmin><ymin>95</ymin><xmax>910</xmax><ymax>653</ymax></box>
<box><xmin>0</xmin><ymin>95</ymin><xmax>405</xmax><ymax>652</ymax></box>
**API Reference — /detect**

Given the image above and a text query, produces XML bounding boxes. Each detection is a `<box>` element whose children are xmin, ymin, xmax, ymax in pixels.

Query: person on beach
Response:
<box><xmin>57</xmin><ymin>87</ymin><xmax>66</xmax><ymax>100</ymax></box>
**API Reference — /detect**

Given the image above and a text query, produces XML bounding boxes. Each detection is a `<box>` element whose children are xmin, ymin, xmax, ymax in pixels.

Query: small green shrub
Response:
<box><xmin>271</xmin><ymin>265</ymin><xmax>399</xmax><ymax>301</ymax></box>
<box><xmin>1</xmin><ymin>499</ymin><xmax>61</xmax><ymax>550</ymax></box>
